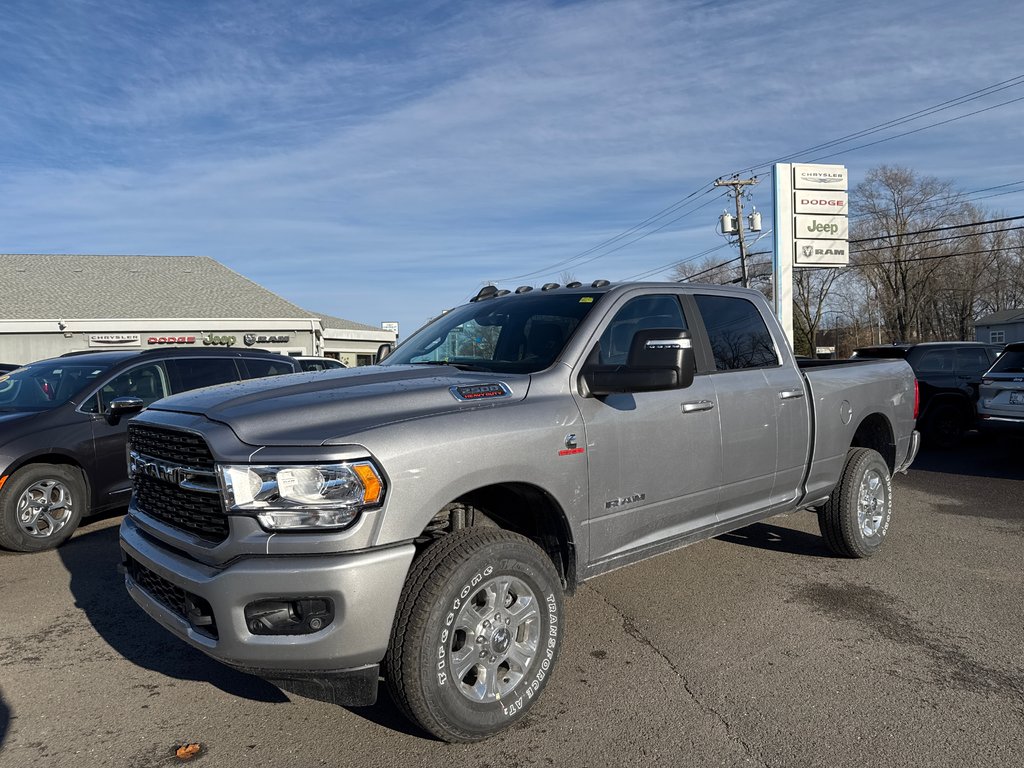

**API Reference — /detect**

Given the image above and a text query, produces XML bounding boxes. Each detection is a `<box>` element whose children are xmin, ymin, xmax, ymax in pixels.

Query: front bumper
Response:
<box><xmin>120</xmin><ymin>516</ymin><xmax>415</xmax><ymax>703</ymax></box>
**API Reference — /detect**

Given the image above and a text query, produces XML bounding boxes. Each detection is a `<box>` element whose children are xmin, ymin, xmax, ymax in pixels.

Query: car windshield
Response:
<box><xmin>0</xmin><ymin>360</ymin><xmax>112</xmax><ymax>412</ymax></box>
<box><xmin>381</xmin><ymin>291</ymin><xmax>606</xmax><ymax>374</ymax></box>
<box><xmin>989</xmin><ymin>348</ymin><xmax>1024</xmax><ymax>374</ymax></box>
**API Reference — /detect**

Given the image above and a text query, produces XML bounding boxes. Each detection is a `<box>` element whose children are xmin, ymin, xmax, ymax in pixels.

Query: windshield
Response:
<box><xmin>989</xmin><ymin>347</ymin><xmax>1024</xmax><ymax>374</ymax></box>
<box><xmin>382</xmin><ymin>291</ymin><xmax>606</xmax><ymax>374</ymax></box>
<box><xmin>0</xmin><ymin>360</ymin><xmax>112</xmax><ymax>412</ymax></box>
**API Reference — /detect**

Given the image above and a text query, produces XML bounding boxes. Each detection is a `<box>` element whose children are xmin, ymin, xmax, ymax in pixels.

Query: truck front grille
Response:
<box><xmin>128</xmin><ymin>423</ymin><xmax>228</xmax><ymax>543</ymax></box>
<box><xmin>125</xmin><ymin>556</ymin><xmax>218</xmax><ymax>639</ymax></box>
<box><xmin>128</xmin><ymin>423</ymin><xmax>215</xmax><ymax>470</ymax></box>
<box><xmin>134</xmin><ymin>474</ymin><xmax>229</xmax><ymax>542</ymax></box>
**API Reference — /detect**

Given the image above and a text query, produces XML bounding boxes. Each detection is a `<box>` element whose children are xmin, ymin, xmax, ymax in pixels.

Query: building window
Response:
<box><xmin>990</xmin><ymin>330</ymin><xmax>1005</xmax><ymax>344</ymax></box>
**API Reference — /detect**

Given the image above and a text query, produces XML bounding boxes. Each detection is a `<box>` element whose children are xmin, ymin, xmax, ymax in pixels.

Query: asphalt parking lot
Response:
<box><xmin>1</xmin><ymin>435</ymin><xmax>1021</xmax><ymax>768</ymax></box>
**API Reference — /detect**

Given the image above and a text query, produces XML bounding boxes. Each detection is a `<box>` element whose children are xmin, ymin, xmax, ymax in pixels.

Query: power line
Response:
<box><xmin>499</xmin><ymin>76</ymin><xmax>1024</xmax><ymax>282</ymax></box>
<box><xmin>732</xmin><ymin>75</ymin><xmax>1024</xmax><ymax>176</ymax></box>
<box><xmin>849</xmin><ymin>244</ymin><xmax>1021</xmax><ymax>267</ymax></box>
<box><xmin>850</xmin><ymin>224</ymin><xmax>1024</xmax><ymax>253</ymax></box>
<box><xmin>492</xmin><ymin>185</ymin><xmax>719</xmax><ymax>282</ymax></box>
<box><xmin>849</xmin><ymin>214</ymin><xmax>1024</xmax><ymax>243</ymax></box>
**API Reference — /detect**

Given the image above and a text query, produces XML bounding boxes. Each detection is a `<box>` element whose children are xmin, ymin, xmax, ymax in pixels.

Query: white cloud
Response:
<box><xmin>1</xmin><ymin>0</ymin><xmax>1024</xmax><ymax>332</ymax></box>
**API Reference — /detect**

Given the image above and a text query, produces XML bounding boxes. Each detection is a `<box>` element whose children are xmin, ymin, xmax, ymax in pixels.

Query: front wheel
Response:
<box><xmin>0</xmin><ymin>464</ymin><xmax>86</xmax><ymax>552</ymax></box>
<box><xmin>384</xmin><ymin>527</ymin><xmax>564</xmax><ymax>742</ymax></box>
<box><xmin>818</xmin><ymin>447</ymin><xmax>892</xmax><ymax>558</ymax></box>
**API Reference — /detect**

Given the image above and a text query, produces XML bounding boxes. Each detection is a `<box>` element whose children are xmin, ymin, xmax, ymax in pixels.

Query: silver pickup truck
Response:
<box><xmin>120</xmin><ymin>281</ymin><xmax>920</xmax><ymax>742</ymax></box>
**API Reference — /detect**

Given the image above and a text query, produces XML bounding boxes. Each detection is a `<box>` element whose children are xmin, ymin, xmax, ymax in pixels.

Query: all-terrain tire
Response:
<box><xmin>0</xmin><ymin>464</ymin><xmax>86</xmax><ymax>552</ymax></box>
<box><xmin>384</xmin><ymin>526</ymin><xmax>563</xmax><ymax>742</ymax></box>
<box><xmin>818</xmin><ymin>447</ymin><xmax>892</xmax><ymax>559</ymax></box>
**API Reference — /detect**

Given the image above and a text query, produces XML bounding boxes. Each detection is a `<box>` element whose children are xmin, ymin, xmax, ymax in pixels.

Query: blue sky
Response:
<box><xmin>2</xmin><ymin>0</ymin><xmax>1023</xmax><ymax>336</ymax></box>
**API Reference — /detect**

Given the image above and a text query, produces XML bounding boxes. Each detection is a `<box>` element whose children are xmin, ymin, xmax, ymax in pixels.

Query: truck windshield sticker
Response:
<box><xmin>450</xmin><ymin>383</ymin><xmax>512</xmax><ymax>402</ymax></box>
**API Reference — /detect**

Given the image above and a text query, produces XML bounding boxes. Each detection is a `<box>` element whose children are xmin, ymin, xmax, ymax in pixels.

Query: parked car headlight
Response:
<box><xmin>217</xmin><ymin>462</ymin><xmax>384</xmax><ymax>530</ymax></box>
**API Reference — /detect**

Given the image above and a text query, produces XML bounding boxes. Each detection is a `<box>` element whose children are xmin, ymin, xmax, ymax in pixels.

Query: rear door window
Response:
<box><xmin>954</xmin><ymin>348</ymin><xmax>992</xmax><ymax>376</ymax></box>
<box><xmin>243</xmin><ymin>357</ymin><xmax>298</xmax><ymax>378</ymax></box>
<box><xmin>694</xmin><ymin>294</ymin><xmax>779</xmax><ymax>371</ymax></box>
<box><xmin>914</xmin><ymin>349</ymin><xmax>955</xmax><ymax>373</ymax></box>
<box><xmin>165</xmin><ymin>358</ymin><xmax>241</xmax><ymax>393</ymax></box>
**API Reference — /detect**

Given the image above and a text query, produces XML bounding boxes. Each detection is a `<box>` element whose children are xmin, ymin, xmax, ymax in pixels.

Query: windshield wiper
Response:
<box><xmin>409</xmin><ymin>361</ymin><xmax>493</xmax><ymax>372</ymax></box>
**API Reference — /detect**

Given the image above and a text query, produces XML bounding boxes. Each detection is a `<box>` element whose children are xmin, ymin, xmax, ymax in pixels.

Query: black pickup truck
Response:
<box><xmin>852</xmin><ymin>341</ymin><xmax>1002</xmax><ymax>447</ymax></box>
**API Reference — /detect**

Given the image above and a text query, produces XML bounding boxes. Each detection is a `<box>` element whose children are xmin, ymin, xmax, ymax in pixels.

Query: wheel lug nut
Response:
<box><xmin>479</xmin><ymin>650</ymin><xmax>487</xmax><ymax>658</ymax></box>
<box><xmin>477</xmin><ymin>635</ymin><xmax>486</xmax><ymax>644</ymax></box>
<box><xmin>483</xmin><ymin>620</ymin><xmax>490</xmax><ymax>628</ymax></box>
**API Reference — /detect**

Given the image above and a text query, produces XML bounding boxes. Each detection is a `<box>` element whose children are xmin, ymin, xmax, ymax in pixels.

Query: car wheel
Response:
<box><xmin>384</xmin><ymin>526</ymin><xmax>563</xmax><ymax>742</ymax></box>
<box><xmin>818</xmin><ymin>447</ymin><xmax>892</xmax><ymax>559</ymax></box>
<box><xmin>924</xmin><ymin>403</ymin><xmax>965</xmax><ymax>449</ymax></box>
<box><xmin>0</xmin><ymin>464</ymin><xmax>86</xmax><ymax>552</ymax></box>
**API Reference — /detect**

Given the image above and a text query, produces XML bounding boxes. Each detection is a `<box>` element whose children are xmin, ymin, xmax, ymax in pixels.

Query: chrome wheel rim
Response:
<box><xmin>447</xmin><ymin>575</ymin><xmax>540</xmax><ymax>703</ymax></box>
<box><xmin>16</xmin><ymin>479</ymin><xmax>75</xmax><ymax>538</ymax></box>
<box><xmin>857</xmin><ymin>469</ymin><xmax>886</xmax><ymax>538</ymax></box>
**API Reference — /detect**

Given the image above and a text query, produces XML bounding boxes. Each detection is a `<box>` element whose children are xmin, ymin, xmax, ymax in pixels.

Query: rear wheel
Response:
<box><xmin>924</xmin><ymin>403</ymin><xmax>965</xmax><ymax>449</ymax></box>
<box><xmin>0</xmin><ymin>464</ymin><xmax>86</xmax><ymax>552</ymax></box>
<box><xmin>384</xmin><ymin>526</ymin><xmax>563</xmax><ymax>742</ymax></box>
<box><xmin>818</xmin><ymin>447</ymin><xmax>892</xmax><ymax>558</ymax></box>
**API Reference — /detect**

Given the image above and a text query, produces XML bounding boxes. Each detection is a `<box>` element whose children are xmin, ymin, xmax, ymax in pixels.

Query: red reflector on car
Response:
<box><xmin>913</xmin><ymin>379</ymin><xmax>920</xmax><ymax>420</ymax></box>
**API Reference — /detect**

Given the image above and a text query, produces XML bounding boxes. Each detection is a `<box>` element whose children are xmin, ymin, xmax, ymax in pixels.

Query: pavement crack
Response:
<box><xmin>586</xmin><ymin>583</ymin><xmax>772</xmax><ymax>768</ymax></box>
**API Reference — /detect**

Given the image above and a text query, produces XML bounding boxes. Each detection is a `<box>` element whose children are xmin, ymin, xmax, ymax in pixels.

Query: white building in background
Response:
<box><xmin>0</xmin><ymin>254</ymin><xmax>395</xmax><ymax>365</ymax></box>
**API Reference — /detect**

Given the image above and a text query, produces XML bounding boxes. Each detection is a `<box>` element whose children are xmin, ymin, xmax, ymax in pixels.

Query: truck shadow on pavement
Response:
<box><xmin>0</xmin><ymin>693</ymin><xmax>9</xmax><ymax>750</ymax></box>
<box><xmin>58</xmin><ymin>522</ymin><xmax>289</xmax><ymax>705</ymax></box>
<box><xmin>58</xmin><ymin>520</ymin><xmax>425</xmax><ymax>736</ymax></box>
<box><xmin>910</xmin><ymin>434</ymin><xmax>1023</xmax><ymax>481</ymax></box>
<box><xmin>717</xmin><ymin>521</ymin><xmax>832</xmax><ymax>558</ymax></box>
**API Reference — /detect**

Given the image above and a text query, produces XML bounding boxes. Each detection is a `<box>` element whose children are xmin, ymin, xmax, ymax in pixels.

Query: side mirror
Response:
<box><xmin>105</xmin><ymin>396</ymin><xmax>145</xmax><ymax>425</ymax></box>
<box><xmin>583</xmin><ymin>329</ymin><xmax>695</xmax><ymax>396</ymax></box>
<box><xmin>377</xmin><ymin>343</ymin><xmax>394</xmax><ymax>363</ymax></box>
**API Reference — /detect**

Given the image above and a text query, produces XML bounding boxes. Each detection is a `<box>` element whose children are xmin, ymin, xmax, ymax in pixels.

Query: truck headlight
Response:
<box><xmin>217</xmin><ymin>462</ymin><xmax>384</xmax><ymax>530</ymax></box>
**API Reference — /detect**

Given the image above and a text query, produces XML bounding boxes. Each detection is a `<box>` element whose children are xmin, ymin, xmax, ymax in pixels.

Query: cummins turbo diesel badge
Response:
<box><xmin>450</xmin><ymin>383</ymin><xmax>511</xmax><ymax>401</ymax></box>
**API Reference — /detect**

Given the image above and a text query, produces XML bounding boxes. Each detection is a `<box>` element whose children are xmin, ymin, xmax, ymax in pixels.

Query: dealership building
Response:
<box><xmin>0</xmin><ymin>254</ymin><xmax>396</xmax><ymax>366</ymax></box>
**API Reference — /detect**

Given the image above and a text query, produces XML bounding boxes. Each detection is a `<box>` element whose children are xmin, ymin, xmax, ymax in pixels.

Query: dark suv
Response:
<box><xmin>0</xmin><ymin>348</ymin><xmax>301</xmax><ymax>552</ymax></box>
<box><xmin>851</xmin><ymin>342</ymin><xmax>1002</xmax><ymax>447</ymax></box>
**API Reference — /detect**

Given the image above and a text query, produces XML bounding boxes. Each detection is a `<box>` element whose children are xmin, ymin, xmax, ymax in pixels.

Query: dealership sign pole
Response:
<box><xmin>772</xmin><ymin>162</ymin><xmax>849</xmax><ymax>348</ymax></box>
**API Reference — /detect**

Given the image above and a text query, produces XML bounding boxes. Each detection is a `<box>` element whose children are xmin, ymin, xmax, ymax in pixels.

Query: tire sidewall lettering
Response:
<box><xmin>432</xmin><ymin>559</ymin><xmax>560</xmax><ymax>724</ymax></box>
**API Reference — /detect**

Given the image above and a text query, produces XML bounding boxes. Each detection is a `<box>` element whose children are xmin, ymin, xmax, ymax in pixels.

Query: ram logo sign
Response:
<box><xmin>794</xmin><ymin>239</ymin><xmax>849</xmax><ymax>267</ymax></box>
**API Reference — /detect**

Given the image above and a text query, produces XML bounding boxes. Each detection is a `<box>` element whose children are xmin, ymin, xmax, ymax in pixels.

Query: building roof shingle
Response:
<box><xmin>0</xmin><ymin>255</ymin><xmax>371</xmax><ymax>332</ymax></box>
<box><xmin>974</xmin><ymin>309</ymin><xmax>1024</xmax><ymax>327</ymax></box>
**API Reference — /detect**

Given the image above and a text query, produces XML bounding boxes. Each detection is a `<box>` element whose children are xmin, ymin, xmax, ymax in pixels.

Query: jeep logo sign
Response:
<box><xmin>793</xmin><ymin>214</ymin><xmax>849</xmax><ymax>241</ymax></box>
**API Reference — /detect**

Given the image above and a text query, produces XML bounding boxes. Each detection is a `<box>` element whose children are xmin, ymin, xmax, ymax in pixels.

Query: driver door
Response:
<box><xmin>573</xmin><ymin>292</ymin><xmax>723</xmax><ymax>566</ymax></box>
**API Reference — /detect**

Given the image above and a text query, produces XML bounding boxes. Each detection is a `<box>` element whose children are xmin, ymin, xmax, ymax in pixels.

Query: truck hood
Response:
<box><xmin>147</xmin><ymin>364</ymin><xmax>530</xmax><ymax>447</ymax></box>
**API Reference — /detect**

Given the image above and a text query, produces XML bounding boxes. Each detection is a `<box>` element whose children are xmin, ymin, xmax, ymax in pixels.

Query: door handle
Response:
<box><xmin>778</xmin><ymin>390</ymin><xmax>805</xmax><ymax>400</ymax></box>
<box><xmin>681</xmin><ymin>400</ymin><xmax>715</xmax><ymax>413</ymax></box>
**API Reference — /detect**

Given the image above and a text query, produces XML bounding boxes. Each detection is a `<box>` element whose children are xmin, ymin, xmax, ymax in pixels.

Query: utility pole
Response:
<box><xmin>715</xmin><ymin>176</ymin><xmax>760</xmax><ymax>288</ymax></box>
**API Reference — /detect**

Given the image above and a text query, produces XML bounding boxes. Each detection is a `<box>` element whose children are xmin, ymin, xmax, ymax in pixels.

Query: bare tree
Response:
<box><xmin>850</xmin><ymin>166</ymin><xmax>978</xmax><ymax>341</ymax></box>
